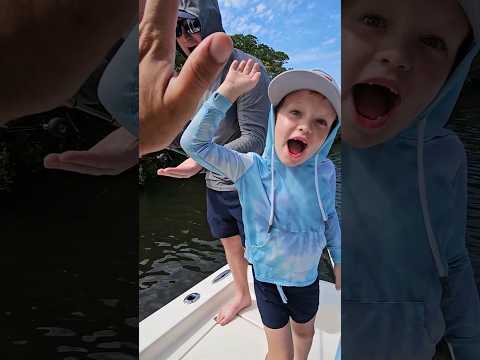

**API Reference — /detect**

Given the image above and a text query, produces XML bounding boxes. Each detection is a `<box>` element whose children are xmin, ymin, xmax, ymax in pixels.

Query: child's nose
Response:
<box><xmin>376</xmin><ymin>40</ymin><xmax>413</xmax><ymax>72</ymax></box>
<box><xmin>298</xmin><ymin>124</ymin><xmax>312</xmax><ymax>134</ymax></box>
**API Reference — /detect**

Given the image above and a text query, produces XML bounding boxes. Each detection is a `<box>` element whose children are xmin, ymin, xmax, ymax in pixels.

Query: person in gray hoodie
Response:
<box><xmin>158</xmin><ymin>0</ymin><xmax>271</xmax><ymax>326</ymax></box>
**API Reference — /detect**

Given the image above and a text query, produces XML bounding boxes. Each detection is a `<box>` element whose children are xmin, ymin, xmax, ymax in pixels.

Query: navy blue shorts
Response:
<box><xmin>253</xmin><ymin>269</ymin><xmax>319</xmax><ymax>329</ymax></box>
<box><xmin>206</xmin><ymin>189</ymin><xmax>245</xmax><ymax>246</ymax></box>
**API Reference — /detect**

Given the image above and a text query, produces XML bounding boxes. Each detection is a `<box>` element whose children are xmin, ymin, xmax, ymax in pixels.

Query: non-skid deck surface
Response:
<box><xmin>178</xmin><ymin>281</ymin><xmax>339</xmax><ymax>360</ymax></box>
<box><xmin>181</xmin><ymin>314</ymin><xmax>267</xmax><ymax>359</ymax></box>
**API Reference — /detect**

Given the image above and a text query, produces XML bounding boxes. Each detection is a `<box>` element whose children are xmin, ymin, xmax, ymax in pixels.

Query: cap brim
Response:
<box><xmin>268</xmin><ymin>70</ymin><xmax>341</xmax><ymax>119</ymax></box>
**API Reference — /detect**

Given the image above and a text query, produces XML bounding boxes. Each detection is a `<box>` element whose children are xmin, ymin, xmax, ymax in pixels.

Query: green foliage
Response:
<box><xmin>231</xmin><ymin>34</ymin><xmax>290</xmax><ymax>78</ymax></box>
<box><xmin>174</xmin><ymin>34</ymin><xmax>290</xmax><ymax>79</ymax></box>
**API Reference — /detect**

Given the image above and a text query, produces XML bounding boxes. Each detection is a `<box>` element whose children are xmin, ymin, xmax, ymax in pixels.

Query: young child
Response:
<box><xmin>341</xmin><ymin>0</ymin><xmax>480</xmax><ymax>359</ymax></box>
<box><xmin>181</xmin><ymin>60</ymin><xmax>341</xmax><ymax>360</ymax></box>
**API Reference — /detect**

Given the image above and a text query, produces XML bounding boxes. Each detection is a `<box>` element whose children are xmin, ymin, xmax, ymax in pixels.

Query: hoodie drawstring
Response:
<box><xmin>315</xmin><ymin>155</ymin><xmax>328</xmax><ymax>222</ymax></box>
<box><xmin>417</xmin><ymin>117</ymin><xmax>449</xmax><ymax>296</ymax></box>
<box><xmin>268</xmin><ymin>141</ymin><xmax>275</xmax><ymax>233</ymax></box>
<box><xmin>276</xmin><ymin>284</ymin><xmax>288</xmax><ymax>304</ymax></box>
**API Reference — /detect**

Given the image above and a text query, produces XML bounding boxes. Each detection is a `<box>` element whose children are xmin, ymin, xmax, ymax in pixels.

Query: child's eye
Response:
<box><xmin>290</xmin><ymin>110</ymin><xmax>301</xmax><ymax>117</ymax></box>
<box><xmin>315</xmin><ymin>119</ymin><xmax>327</xmax><ymax>127</ymax></box>
<box><xmin>421</xmin><ymin>36</ymin><xmax>447</xmax><ymax>52</ymax></box>
<box><xmin>360</xmin><ymin>14</ymin><xmax>386</xmax><ymax>29</ymax></box>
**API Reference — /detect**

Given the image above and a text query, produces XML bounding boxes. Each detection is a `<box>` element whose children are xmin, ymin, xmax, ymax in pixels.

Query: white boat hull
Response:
<box><xmin>140</xmin><ymin>265</ymin><xmax>340</xmax><ymax>360</ymax></box>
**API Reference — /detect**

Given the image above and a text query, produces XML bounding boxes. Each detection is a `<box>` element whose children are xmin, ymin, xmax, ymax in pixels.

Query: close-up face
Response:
<box><xmin>176</xmin><ymin>17</ymin><xmax>203</xmax><ymax>56</ymax></box>
<box><xmin>274</xmin><ymin>90</ymin><xmax>337</xmax><ymax>167</ymax></box>
<box><xmin>342</xmin><ymin>0</ymin><xmax>471</xmax><ymax>148</ymax></box>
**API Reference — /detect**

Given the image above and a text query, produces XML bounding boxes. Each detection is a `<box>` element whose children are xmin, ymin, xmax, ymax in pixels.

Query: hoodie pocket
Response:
<box><xmin>250</xmin><ymin>226</ymin><xmax>326</xmax><ymax>281</ymax></box>
<box><xmin>342</xmin><ymin>300</ymin><xmax>437</xmax><ymax>360</ymax></box>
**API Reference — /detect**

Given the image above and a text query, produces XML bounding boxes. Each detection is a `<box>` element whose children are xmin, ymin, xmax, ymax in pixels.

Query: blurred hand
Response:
<box><xmin>139</xmin><ymin>0</ymin><xmax>233</xmax><ymax>156</ymax></box>
<box><xmin>1</xmin><ymin>1</ymin><xmax>135</xmax><ymax>123</ymax></box>
<box><xmin>44</xmin><ymin>127</ymin><xmax>137</xmax><ymax>175</ymax></box>
<box><xmin>157</xmin><ymin>157</ymin><xmax>202</xmax><ymax>178</ymax></box>
<box><xmin>334</xmin><ymin>264</ymin><xmax>341</xmax><ymax>290</ymax></box>
<box><xmin>218</xmin><ymin>59</ymin><xmax>261</xmax><ymax>103</ymax></box>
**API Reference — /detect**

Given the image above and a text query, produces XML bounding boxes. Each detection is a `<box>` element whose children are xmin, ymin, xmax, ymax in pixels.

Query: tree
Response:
<box><xmin>231</xmin><ymin>34</ymin><xmax>290</xmax><ymax>78</ymax></box>
<box><xmin>175</xmin><ymin>34</ymin><xmax>290</xmax><ymax>79</ymax></box>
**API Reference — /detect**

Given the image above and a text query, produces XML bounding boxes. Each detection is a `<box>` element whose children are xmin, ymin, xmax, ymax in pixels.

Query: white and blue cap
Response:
<box><xmin>268</xmin><ymin>69</ymin><xmax>341</xmax><ymax>119</ymax></box>
<box><xmin>177</xmin><ymin>9</ymin><xmax>197</xmax><ymax>19</ymax></box>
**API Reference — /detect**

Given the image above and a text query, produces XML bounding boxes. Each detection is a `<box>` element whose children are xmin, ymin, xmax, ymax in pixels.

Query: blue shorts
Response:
<box><xmin>206</xmin><ymin>189</ymin><xmax>245</xmax><ymax>246</ymax></box>
<box><xmin>253</xmin><ymin>269</ymin><xmax>319</xmax><ymax>329</ymax></box>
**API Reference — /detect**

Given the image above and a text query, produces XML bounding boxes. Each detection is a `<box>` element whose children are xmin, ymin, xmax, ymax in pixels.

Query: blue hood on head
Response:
<box><xmin>397</xmin><ymin>0</ymin><xmax>480</xmax><ymax>141</ymax></box>
<box><xmin>261</xmin><ymin>103</ymin><xmax>340</xmax><ymax>242</ymax></box>
<box><xmin>262</xmin><ymin>105</ymin><xmax>340</xmax><ymax>164</ymax></box>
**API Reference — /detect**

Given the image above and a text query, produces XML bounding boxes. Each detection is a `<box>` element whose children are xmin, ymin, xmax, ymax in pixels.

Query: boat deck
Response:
<box><xmin>140</xmin><ymin>265</ymin><xmax>340</xmax><ymax>360</ymax></box>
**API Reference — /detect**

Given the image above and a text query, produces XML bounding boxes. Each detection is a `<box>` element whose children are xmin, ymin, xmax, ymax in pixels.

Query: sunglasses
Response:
<box><xmin>176</xmin><ymin>18</ymin><xmax>201</xmax><ymax>37</ymax></box>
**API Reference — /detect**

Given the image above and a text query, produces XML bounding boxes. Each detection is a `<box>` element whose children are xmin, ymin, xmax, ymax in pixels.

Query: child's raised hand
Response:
<box><xmin>218</xmin><ymin>59</ymin><xmax>261</xmax><ymax>103</ymax></box>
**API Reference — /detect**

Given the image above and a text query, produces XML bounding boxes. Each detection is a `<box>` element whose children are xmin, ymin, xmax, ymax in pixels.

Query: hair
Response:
<box><xmin>273</xmin><ymin>90</ymin><xmax>326</xmax><ymax>116</ymax></box>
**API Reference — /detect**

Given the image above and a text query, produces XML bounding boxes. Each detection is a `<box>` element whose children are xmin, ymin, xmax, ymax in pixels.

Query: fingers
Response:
<box><xmin>230</xmin><ymin>59</ymin><xmax>239</xmax><ymax>72</ymax></box>
<box><xmin>166</xmin><ymin>32</ymin><xmax>232</xmax><ymax>120</ymax></box>
<box><xmin>244</xmin><ymin>59</ymin><xmax>254</xmax><ymax>74</ymax></box>
<box><xmin>250</xmin><ymin>72</ymin><xmax>261</xmax><ymax>85</ymax></box>
<box><xmin>237</xmin><ymin>59</ymin><xmax>247</xmax><ymax>72</ymax></box>
<box><xmin>139</xmin><ymin>0</ymin><xmax>178</xmax><ymax>61</ymax></box>
<box><xmin>157</xmin><ymin>168</ymin><xmax>188</xmax><ymax>178</ymax></box>
<box><xmin>250</xmin><ymin>63</ymin><xmax>260</xmax><ymax>76</ymax></box>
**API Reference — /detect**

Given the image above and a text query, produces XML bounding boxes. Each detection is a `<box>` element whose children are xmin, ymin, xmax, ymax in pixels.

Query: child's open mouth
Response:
<box><xmin>352</xmin><ymin>82</ymin><xmax>401</xmax><ymax>129</ymax></box>
<box><xmin>287</xmin><ymin>138</ymin><xmax>308</xmax><ymax>158</ymax></box>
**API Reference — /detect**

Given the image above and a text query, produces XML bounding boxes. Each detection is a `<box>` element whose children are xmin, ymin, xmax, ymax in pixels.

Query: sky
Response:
<box><xmin>218</xmin><ymin>0</ymin><xmax>341</xmax><ymax>83</ymax></box>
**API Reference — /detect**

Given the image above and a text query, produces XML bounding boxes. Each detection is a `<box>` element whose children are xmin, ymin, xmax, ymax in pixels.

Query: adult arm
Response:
<box><xmin>324</xmin><ymin>163</ymin><xmax>341</xmax><ymax>266</ymax></box>
<box><xmin>180</xmin><ymin>91</ymin><xmax>254</xmax><ymax>182</ymax></box>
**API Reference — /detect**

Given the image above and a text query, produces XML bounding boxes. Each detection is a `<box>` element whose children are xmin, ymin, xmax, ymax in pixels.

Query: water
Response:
<box><xmin>139</xmin><ymin>148</ymin><xmax>341</xmax><ymax>321</ymax></box>
<box><xmin>139</xmin><ymin>176</ymin><xmax>227</xmax><ymax>320</ymax></box>
<box><xmin>2</xmin><ymin>113</ymin><xmax>138</xmax><ymax>359</ymax></box>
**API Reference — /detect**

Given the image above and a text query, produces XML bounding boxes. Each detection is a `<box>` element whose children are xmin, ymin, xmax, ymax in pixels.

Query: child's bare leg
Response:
<box><xmin>291</xmin><ymin>316</ymin><xmax>316</xmax><ymax>360</ymax></box>
<box><xmin>216</xmin><ymin>235</ymin><xmax>251</xmax><ymax>325</ymax></box>
<box><xmin>264</xmin><ymin>322</ymin><xmax>294</xmax><ymax>360</ymax></box>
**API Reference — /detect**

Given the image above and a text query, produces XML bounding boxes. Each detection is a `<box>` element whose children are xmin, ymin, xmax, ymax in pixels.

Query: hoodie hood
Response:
<box><xmin>178</xmin><ymin>0</ymin><xmax>225</xmax><ymax>39</ymax></box>
<box><xmin>397</xmin><ymin>0</ymin><xmax>480</xmax><ymax>141</ymax></box>
<box><xmin>262</xmin><ymin>106</ymin><xmax>340</xmax><ymax>166</ymax></box>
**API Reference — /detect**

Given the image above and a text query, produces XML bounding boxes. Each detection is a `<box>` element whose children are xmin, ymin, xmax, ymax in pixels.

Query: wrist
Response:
<box><xmin>218</xmin><ymin>83</ymin><xmax>241</xmax><ymax>103</ymax></box>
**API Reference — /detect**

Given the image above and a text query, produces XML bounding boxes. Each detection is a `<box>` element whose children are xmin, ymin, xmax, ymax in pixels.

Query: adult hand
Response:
<box><xmin>157</xmin><ymin>157</ymin><xmax>202</xmax><ymax>178</ymax></box>
<box><xmin>1</xmin><ymin>1</ymin><xmax>135</xmax><ymax>123</ymax></box>
<box><xmin>139</xmin><ymin>0</ymin><xmax>233</xmax><ymax>156</ymax></box>
<box><xmin>334</xmin><ymin>264</ymin><xmax>341</xmax><ymax>290</ymax></box>
<box><xmin>44</xmin><ymin>127</ymin><xmax>137</xmax><ymax>176</ymax></box>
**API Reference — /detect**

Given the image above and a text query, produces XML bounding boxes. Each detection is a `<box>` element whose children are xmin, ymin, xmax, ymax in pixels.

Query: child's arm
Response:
<box><xmin>180</xmin><ymin>59</ymin><xmax>262</xmax><ymax>182</ymax></box>
<box><xmin>324</xmin><ymin>163</ymin><xmax>341</xmax><ymax>289</ymax></box>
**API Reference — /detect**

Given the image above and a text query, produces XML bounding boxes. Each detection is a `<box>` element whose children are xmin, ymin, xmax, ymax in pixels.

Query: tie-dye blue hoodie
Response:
<box><xmin>180</xmin><ymin>91</ymin><xmax>341</xmax><ymax>289</ymax></box>
<box><xmin>342</xmin><ymin>1</ymin><xmax>480</xmax><ymax>359</ymax></box>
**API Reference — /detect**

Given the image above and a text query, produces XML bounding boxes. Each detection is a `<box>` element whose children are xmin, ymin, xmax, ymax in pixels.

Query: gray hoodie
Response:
<box><xmin>177</xmin><ymin>0</ymin><xmax>271</xmax><ymax>191</ymax></box>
